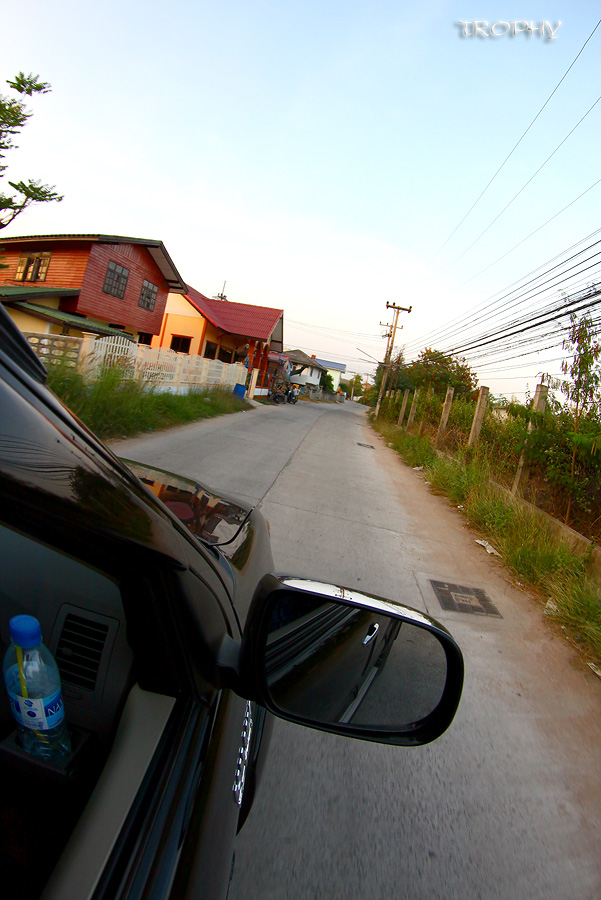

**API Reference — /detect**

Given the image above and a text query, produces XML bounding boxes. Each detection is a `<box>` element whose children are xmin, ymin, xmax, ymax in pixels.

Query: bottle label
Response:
<box><xmin>6</xmin><ymin>679</ymin><xmax>65</xmax><ymax>731</ymax></box>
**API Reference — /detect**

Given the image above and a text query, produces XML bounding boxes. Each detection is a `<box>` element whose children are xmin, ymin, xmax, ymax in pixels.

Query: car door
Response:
<box><xmin>0</xmin><ymin>510</ymin><xmax>255</xmax><ymax>900</ymax></box>
<box><xmin>0</xmin><ymin>337</ymin><xmax>262</xmax><ymax>900</ymax></box>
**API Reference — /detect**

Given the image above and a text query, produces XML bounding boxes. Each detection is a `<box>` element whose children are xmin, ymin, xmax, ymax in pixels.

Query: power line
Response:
<box><xmin>404</xmin><ymin>231</ymin><xmax>601</xmax><ymax>354</ymax></box>
<box><xmin>433</xmin><ymin>18</ymin><xmax>601</xmax><ymax>257</ymax></box>
<box><xmin>449</xmin><ymin>177</ymin><xmax>601</xmax><ymax>292</ymax></box>
<box><xmin>448</xmin><ymin>287</ymin><xmax>601</xmax><ymax>356</ymax></box>
<box><xmin>452</xmin><ymin>280</ymin><xmax>601</xmax><ymax>354</ymax></box>
<box><xmin>451</xmin><ymin>91</ymin><xmax>601</xmax><ymax>265</ymax></box>
<box><xmin>286</xmin><ymin>319</ymin><xmax>382</xmax><ymax>339</ymax></box>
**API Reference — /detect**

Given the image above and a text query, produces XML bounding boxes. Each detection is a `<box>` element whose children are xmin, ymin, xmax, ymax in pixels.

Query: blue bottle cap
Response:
<box><xmin>9</xmin><ymin>615</ymin><xmax>42</xmax><ymax>649</ymax></box>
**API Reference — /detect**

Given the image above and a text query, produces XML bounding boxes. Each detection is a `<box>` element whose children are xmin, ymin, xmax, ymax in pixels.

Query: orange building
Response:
<box><xmin>154</xmin><ymin>286</ymin><xmax>284</xmax><ymax>393</ymax></box>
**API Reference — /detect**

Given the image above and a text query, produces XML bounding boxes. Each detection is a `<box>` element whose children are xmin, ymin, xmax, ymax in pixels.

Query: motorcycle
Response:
<box><xmin>286</xmin><ymin>390</ymin><xmax>298</xmax><ymax>404</ymax></box>
<box><xmin>268</xmin><ymin>387</ymin><xmax>286</xmax><ymax>404</ymax></box>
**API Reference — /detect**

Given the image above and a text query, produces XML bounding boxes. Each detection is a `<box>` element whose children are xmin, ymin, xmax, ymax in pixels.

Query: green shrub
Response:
<box><xmin>377</xmin><ymin>423</ymin><xmax>435</xmax><ymax>468</ymax></box>
<box><xmin>46</xmin><ymin>362</ymin><xmax>248</xmax><ymax>439</ymax></box>
<box><xmin>426</xmin><ymin>453</ymin><xmax>487</xmax><ymax>505</ymax></box>
<box><xmin>373</xmin><ymin>415</ymin><xmax>600</xmax><ymax>662</ymax></box>
<box><xmin>547</xmin><ymin>574</ymin><xmax>601</xmax><ymax>658</ymax></box>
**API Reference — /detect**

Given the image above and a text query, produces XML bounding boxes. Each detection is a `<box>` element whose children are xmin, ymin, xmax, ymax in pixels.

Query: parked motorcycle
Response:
<box><xmin>268</xmin><ymin>387</ymin><xmax>286</xmax><ymax>403</ymax></box>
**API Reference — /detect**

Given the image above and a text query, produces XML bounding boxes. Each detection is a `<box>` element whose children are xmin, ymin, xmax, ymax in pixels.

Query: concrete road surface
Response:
<box><xmin>111</xmin><ymin>400</ymin><xmax>601</xmax><ymax>900</ymax></box>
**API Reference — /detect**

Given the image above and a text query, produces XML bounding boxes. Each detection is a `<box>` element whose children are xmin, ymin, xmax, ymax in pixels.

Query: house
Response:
<box><xmin>154</xmin><ymin>286</ymin><xmax>284</xmax><ymax>395</ymax></box>
<box><xmin>285</xmin><ymin>349</ymin><xmax>327</xmax><ymax>394</ymax></box>
<box><xmin>312</xmin><ymin>357</ymin><xmax>347</xmax><ymax>392</ymax></box>
<box><xmin>0</xmin><ymin>234</ymin><xmax>187</xmax><ymax>341</ymax></box>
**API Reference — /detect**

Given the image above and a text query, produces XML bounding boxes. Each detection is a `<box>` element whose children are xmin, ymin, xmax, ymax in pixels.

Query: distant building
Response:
<box><xmin>312</xmin><ymin>357</ymin><xmax>346</xmax><ymax>392</ymax></box>
<box><xmin>285</xmin><ymin>349</ymin><xmax>327</xmax><ymax>393</ymax></box>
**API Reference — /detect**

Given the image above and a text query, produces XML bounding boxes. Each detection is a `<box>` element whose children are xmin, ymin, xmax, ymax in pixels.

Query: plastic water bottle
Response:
<box><xmin>3</xmin><ymin>615</ymin><xmax>71</xmax><ymax>762</ymax></box>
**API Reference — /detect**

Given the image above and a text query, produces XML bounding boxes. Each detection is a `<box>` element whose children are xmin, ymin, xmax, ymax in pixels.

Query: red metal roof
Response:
<box><xmin>186</xmin><ymin>285</ymin><xmax>283</xmax><ymax>341</ymax></box>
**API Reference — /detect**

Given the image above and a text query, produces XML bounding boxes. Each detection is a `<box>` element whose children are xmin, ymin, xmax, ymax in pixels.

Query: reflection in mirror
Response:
<box><xmin>265</xmin><ymin>593</ymin><xmax>448</xmax><ymax>729</ymax></box>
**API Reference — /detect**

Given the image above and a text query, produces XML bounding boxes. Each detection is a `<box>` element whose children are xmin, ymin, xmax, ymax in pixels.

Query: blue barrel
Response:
<box><xmin>233</xmin><ymin>383</ymin><xmax>246</xmax><ymax>400</ymax></box>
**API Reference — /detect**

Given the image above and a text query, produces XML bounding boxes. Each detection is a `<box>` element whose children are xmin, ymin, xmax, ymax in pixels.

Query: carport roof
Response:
<box><xmin>0</xmin><ymin>285</ymin><xmax>80</xmax><ymax>300</ymax></box>
<box><xmin>4</xmin><ymin>300</ymin><xmax>134</xmax><ymax>339</ymax></box>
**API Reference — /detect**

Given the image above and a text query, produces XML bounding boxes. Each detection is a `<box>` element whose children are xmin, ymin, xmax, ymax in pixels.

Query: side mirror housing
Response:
<box><xmin>240</xmin><ymin>575</ymin><xmax>464</xmax><ymax>747</ymax></box>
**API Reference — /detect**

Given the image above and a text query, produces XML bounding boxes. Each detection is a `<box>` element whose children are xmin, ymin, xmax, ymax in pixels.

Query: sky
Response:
<box><xmin>3</xmin><ymin>1</ymin><xmax>601</xmax><ymax>399</ymax></box>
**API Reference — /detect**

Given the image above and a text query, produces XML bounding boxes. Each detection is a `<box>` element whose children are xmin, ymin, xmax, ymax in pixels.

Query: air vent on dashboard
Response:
<box><xmin>55</xmin><ymin>614</ymin><xmax>110</xmax><ymax>691</ymax></box>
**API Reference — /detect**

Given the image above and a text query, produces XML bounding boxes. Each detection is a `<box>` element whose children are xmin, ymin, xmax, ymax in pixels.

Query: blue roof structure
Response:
<box><xmin>313</xmin><ymin>357</ymin><xmax>346</xmax><ymax>373</ymax></box>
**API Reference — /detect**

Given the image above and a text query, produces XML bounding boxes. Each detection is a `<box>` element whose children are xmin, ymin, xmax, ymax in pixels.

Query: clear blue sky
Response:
<box><xmin>4</xmin><ymin>1</ymin><xmax>600</xmax><ymax>397</ymax></box>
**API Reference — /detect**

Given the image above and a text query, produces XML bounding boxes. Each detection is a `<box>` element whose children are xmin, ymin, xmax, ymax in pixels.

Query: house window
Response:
<box><xmin>203</xmin><ymin>341</ymin><xmax>217</xmax><ymax>360</ymax></box>
<box><xmin>138</xmin><ymin>332</ymin><xmax>153</xmax><ymax>345</ymax></box>
<box><xmin>102</xmin><ymin>261</ymin><xmax>129</xmax><ymax>299</ymax></box>
<box><xmin>139</xmin><ymin>280</ymin><xmax>158</xmax><ymax>311</ymax></box>
<box><xmin>170</xmin><ymin>335</ymin><xmax>191</xmax><ymax>354</ymax></box>
<box><xmin>218</xmin><ymin>347</ymin><xmax>234</xmax><ymax>363</ymax></box>
<box><xmin>15</xmin><ymin>252</ymin><xmax>51</xmax><ymax>282</ymax></box>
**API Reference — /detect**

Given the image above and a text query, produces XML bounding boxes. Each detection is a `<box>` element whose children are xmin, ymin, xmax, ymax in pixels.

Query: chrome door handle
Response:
<box><xmin>363</xmin><ymin>622</ymin><xmax>380</xmax><ymax>645</ymax></box>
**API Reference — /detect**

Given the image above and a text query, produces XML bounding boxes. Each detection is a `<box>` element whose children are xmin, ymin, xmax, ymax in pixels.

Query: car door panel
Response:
<box><xmin>41</xmin><ymin>687</ymin><xmax>176</xmax><ymax>900</ymax></box>
<box><xmin>169</xmin><ymin>691</ymin><xmax>256</xmax><ymax>900</ymax></box>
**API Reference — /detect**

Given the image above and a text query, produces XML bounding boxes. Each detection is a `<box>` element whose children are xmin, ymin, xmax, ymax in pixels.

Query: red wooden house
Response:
<box><xmin>0</xmin><ymin>234</ymin><xmax>187</xmax><ymax>340</ymax></box>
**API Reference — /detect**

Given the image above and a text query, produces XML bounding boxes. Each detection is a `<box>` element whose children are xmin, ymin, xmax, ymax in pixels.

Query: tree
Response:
<box><xmin>560</xmin><ymin>312</ymin><xmax>601</xmax><ymax>524</ymax></box>
<box><xmin>394</xmin><ymin>348</ymin><xmax>477</xmax><ymax>397</ymax></box>
<box><xmin>320</xmin><ymin>370</ymin><xmax>334</xmax><ymax>393</ymax></box>
<box><xmin>0</xmin><ymin>72</ymin><xmax>63</xmax><ymax>231</ymax></box>
<box><xmin>341</xmin><ymin>373</ymin><xmax>363</xmax><ymax>398</ymax></box>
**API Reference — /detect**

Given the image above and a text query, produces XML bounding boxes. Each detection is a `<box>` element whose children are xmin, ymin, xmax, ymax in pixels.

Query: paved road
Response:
<box><xmin>111</xmin><ymin>401</ymin><xmax>601</xmax><ymax>900</ymax></box>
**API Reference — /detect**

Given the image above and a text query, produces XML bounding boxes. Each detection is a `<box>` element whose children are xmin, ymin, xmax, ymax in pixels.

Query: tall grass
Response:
<box><xmin>377</xmin><ymin>422</ymin><xmax>436</xmax><ymax>468</ymax></box>
<box><xmin>374</xmin><ymin>421</ymin><xmax>601</xmax><ymax>664</ymax></box>
<box><xmin>46</xmin><ymin>362</ymin><xmax>249</xmax><ymax>440</ymax></box>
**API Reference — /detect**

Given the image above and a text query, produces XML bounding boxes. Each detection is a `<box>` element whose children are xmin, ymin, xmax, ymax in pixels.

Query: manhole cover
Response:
<box><xmin>430</xmin><ymin>580</ymin><xmax>502</xmax><ymax>618</ymax></box>
<box><xmin>357</xmin><ymin>443</ymin><xmax>375</xmax><ymax>449</ymax></box>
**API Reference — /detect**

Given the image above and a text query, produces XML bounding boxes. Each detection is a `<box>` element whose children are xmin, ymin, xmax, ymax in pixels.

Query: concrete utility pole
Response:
<box><xmin>406</xmin><ymin>388</ymin><xmax>420</xmax><ymax>430</ymax></box>
<box><xmin>397</xmin><ymin>388</ymin><xmax>410</xmax><ymax>427</ymax></box>
<box><xmin>375</xmin><ymin>302</ymin><xmax>412</xmax><ymax>418</ymax></box>
<box><xmin>435</xmin><ymin>386</ymin><xmax>455</xmax><ymax>449</ymax></box>
<box><xmin>467</xmin><ymin>386</ymin><xmax>490</xmax><ymax>449</ymax></box>
<box><xmin>512</xmin><ymin>383</ymin><xmax>549</xmax><ymax>495</ymax></box>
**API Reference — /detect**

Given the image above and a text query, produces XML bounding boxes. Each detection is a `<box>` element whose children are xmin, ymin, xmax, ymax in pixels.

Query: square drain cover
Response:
<box><xmin>430</xmin><ymin>580</ymin><xmax>502</xmax><ymax>618</ymax></box>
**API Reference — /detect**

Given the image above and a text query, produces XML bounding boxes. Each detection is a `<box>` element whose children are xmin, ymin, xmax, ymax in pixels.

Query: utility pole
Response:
<box><xmin>375</xmin><ymin>302</ymin><xmax>412</xmax><ymax>418</ymax></box>
<box><xmin>379</xmin><ymin>322</ymin><xmax>393</xmax><ymax>363</ymax></box>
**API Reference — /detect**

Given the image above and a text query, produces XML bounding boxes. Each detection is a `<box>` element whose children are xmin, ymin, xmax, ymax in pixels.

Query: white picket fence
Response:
<box><xmin>24</xmin><ymin>332</ymin><xmax>248</xmax><ymax>394</ymax></box>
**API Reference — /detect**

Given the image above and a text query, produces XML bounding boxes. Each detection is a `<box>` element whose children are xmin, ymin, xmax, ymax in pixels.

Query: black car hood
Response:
<box><xmin>121</xmin><ymin>459</ymin><xmax>253</xmax><ymax>548</ymax></box>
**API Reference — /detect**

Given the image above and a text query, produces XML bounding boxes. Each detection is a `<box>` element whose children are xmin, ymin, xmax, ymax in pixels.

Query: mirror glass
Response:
<box><xmin>264</xmin><ymin>593</ymin><xmax>448</xmax><ymax>729</ymax></box>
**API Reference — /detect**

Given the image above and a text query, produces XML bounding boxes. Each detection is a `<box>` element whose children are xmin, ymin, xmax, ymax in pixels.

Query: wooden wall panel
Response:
<box><xmin>76</xmin><ymin>243</ymin><xmax>169</xmax><ymax>334</ymax></box>
<box><xmin>0</xmin><ymin>238</ymin><xmax>171</xmax><ymax>335</ymax></box>
<box><xmin>0</xmin><ymin>241</ymin><xmax>90</xmax><ymax>288</ymax></box>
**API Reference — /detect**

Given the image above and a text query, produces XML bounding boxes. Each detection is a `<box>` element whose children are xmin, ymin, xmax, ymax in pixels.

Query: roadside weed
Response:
<box><xmin>46</xmin><ymin>362</ymin><xmax>249</xmax><ymax>439</ymax></box>
<box><xmin>373</xmin><ymin>419</ymin><xmax>600</xmax><ymax>663</ymax></box>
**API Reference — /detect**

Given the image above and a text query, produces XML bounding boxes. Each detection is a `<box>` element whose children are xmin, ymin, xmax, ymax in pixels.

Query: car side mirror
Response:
<box><xmin>240</xmin><ymin>575</ymin><xmax>464</xmax><ymax>746</ymax></box>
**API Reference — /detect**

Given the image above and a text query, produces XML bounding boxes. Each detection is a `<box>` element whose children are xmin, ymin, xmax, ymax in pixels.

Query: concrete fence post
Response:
<box><xmin>397</xmin><ymin>389</ymin><xmax>410</xmax><ymax>427</ymax></box>
<box><xmin>173</xmin><ymin>354</ymin><xmax>185</xmax><ymax>392</ymax></box>
<box><xmin>247</xmin><ymin>367</ymin><xmax>260</xmax><ymax>398</ymax></box>
<box><xmin>406</xmin><ymin>389</ymin><xmax>420</xmax><ymax>430</ymax></box>
<box><xmin>435</xmin><ymin>386</ymin><xmax>455</xmax><ymax>450</ymax></box>
<box><xmin>467</xmin><ymin>386</ymin><xmax>489</xmax><ymax>449</ymax></box>
<box><xmin>512</xmin><ymin>383</ymin><xmax>549</xmax><ymax>496</ymax></box>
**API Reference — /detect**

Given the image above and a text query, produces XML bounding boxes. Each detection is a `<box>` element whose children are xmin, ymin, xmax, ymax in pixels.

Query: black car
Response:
<box><xmin>0</xmin><ymin>305</ymin><xmax>464</xmax><ymax>900</ymax></box>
